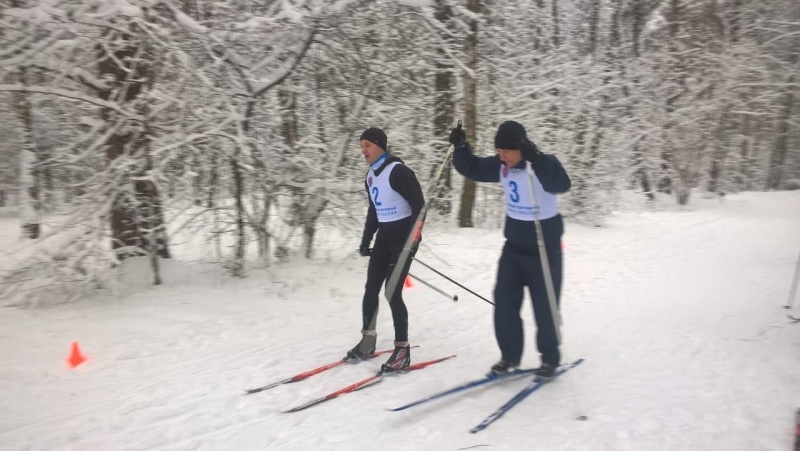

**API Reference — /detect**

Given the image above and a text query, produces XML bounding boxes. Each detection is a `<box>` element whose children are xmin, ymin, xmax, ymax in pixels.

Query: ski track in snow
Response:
<box><xmin>1</xmin><ymin>191</ymin><xmax>799</xmax><ymax>450</ymax></box>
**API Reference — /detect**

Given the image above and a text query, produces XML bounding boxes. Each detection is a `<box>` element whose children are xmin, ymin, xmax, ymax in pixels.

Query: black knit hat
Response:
<box><xmin>494</xmin><ymin>121</ymin><xmax>527</xmax><ymax>150</ymax></box>
<box><xmin>360</xmin><ymin>127</ymin><xmax>387</xmax><ymax>151</ymax></box>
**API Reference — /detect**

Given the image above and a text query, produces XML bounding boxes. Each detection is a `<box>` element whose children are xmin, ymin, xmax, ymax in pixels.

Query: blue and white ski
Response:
<box><xmin>385</xmin><ymin>368</ymin><xmax>538</xmax><ymax>412</ymax></box>
<box><xmin>469</xmin><ymin>358</ymin><xmax>585</xmax><ymax>433</ymax></box>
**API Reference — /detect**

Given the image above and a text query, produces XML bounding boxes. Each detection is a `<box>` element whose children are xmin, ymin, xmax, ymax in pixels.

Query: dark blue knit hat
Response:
<box><xmin>360</xmin><ymin>127</ymin><xmax>387</xmax><ymax>151</ymax></box>
<box><xmin>494</xmin><ymin>121</ymin><xmax>527</xmax><ymax>150</ymax></box>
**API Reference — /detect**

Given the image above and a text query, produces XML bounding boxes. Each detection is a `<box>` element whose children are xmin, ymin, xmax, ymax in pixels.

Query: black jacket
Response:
<box><xmin>361</xmin><ymin>155</ymin><xmax>425</xmax><ymax>247</ymax></box>
<box><xmin>452</xmin><ymin>143</ymin><xmax>571</xmax><ymax>249</ymax></box>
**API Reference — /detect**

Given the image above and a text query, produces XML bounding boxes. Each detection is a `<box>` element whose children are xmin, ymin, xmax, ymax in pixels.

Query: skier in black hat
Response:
<box><xmin>449</xmin><ymin>121</ymin><xmax>571</xmax><ymax>379</ymax></box>
<box><xmin>346</xmin><ymin>127</ymin><xmax>425</xmax><ymax>373</ymax></box>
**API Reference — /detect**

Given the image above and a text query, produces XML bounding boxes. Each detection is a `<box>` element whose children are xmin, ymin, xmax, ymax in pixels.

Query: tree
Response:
<box><xmin>2</xmin><ymin>0</ymin><xmax>798</xmax><ymax>306</ymax></box>
<box><xmin>458</xmin><ymin>0</ymin><xmax>480</xmax><ymax>228</ymax></box>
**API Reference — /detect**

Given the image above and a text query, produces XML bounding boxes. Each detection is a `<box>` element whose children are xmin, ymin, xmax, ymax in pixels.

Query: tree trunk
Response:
<box><xmin>659</xmin><ymin>0</ymin><xmax>686</xmax><ymax>196</ymax></box>
<box><xmin>767</xmin><ymin>74</ymin><xmax>795</xmax><ymax>190</ymax></box>
<box><xmin>206</xmin><ymin>150</ymin><xmax>218</xmax><ymax>208</ymax></box>
<box><xmin>302</xmin><ymin>198</ymin><xmax>327</xmax><ymax>259</ymax></box>
<box><xmin>141</xmin><ymin>139</ymin><xmax>166</xmax><ymax>285</ymax></box>
<box><xmin>10</xmin><ymin>0</ymin><xmax>39</xmax><ymax>239</ymax></box>
<box><xmin>708</xmin><ymin>149</ymin><xmax>724</xmax><ymax>194</ymax></box>
<box><xmin>98</xmin><ymin>28</ymin><xmax>169</xmax><ymax>262</ymax></box>
<box><xmin>552</xmin><ymin>0</ymin><xmax>561</xmax><ymax>48</ymax></box>
<box><xmin>280</xmin><ymin>81</ymin><xmax>319</xmax><ymax>259</ymax></box>
<box><xmin>193</xmin><ymin>152</ymin><xmax>203</xmax><ymax>206</ymax></box>
<box><xmin>230</xmin><ymin>148</ymin><xmax>246</xmax><ymax>275</ymax></box>
<box><xmin>279</xmin><ymin>85</ymin><xmax>298</xmax><ymax>149</ymax></box>
<box><xmin>727</xmin><ymin>0</ymin><xmax>743</xmax><ymax>44</ymax></box>
<box><xmin>458</xmin><ymin>0</ymin><xmax>480</xmax><ymax>228</ymax></box>
<box><xmin>623</xmin><ymin>0</ymin><xmax>653</xmax><ymax>200</ymax></box>
<box><xmin>631</xmin><ymin>0</ymin><xmax>644</xmax><ymax>57</ymax></box>
<box><xmin>586</xmin><ymin>0</ymin><xmax>600</xmax><ymax>57</ymax></box>
<box><xmin>15</xmin><ymin>67</ymin><xmax>41</xmax><ymax>239</ymax></box>
<box><xmin>433</xmin><ymin>0</ymin><xmax>454</xmax><ymax>215</ymax></box>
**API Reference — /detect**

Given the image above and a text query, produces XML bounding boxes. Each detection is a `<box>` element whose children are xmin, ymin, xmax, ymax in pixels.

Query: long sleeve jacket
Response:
<box><xmin>452</xmin><ymin>143</ymin><xmax>571</xmax><ymax>249</ymax></box>
<box><xmin>360</xmin><ymin>155</ymin><xmax>425</xmax><ymax>247</ymax></box>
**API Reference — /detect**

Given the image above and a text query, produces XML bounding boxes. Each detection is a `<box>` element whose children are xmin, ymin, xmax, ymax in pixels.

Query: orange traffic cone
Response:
<box><xmin>67</xmin><ymin>341</ymin><xmax>87</xmax><ymax>368</ymax></box>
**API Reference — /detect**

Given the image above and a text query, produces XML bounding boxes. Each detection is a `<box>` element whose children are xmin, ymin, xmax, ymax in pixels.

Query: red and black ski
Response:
<box><xmin>282</xmin><ymin>355</ymin><xmax>456</xmax><ymax>413</ymax></box>
<box><xmin>244</xmin><ymin>348</ymin><xmax>397</xmax><ymax>395</ymax></box>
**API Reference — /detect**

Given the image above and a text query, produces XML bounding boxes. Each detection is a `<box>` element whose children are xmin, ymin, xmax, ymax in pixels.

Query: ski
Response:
<box><xmin>385</xmin><ymin>368</ymin><xmax>538</xmax><ymax>412</ymax></box>
<box><xmin>244</xmin><ymin>348</ymin><xmax>397</xmax><ymax>395</ymax></box>
<box><xmin>282</xmin><ymin>355</ymin><xmax>457</xmax><ymax>413</ymax></box>
<box><xmin>469</xmin><ymin>358</ymin><xmax>585</xmax><ymax>434</ymax></box>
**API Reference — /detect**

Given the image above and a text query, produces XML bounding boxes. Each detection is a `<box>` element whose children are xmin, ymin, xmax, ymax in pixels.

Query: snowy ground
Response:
<box><xmin>1</xmin><ymin>191</ymin><xmax>799</xmax><ymax>451</ymax></box>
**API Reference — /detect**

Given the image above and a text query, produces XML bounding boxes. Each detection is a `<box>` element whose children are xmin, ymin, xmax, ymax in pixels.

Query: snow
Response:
<box><xmin>274</xmin><ymin>0</ymin><xmax>304</xmax><ymax>23</ymax></box>
<box><xmin>95</xmin><ymin>0</ymin><xmax>143</xmax><ymax>18</ymax></box>
<box><xmin>391</xmin><ymin>0</ymin><xmax>435</xmax><ymax>7</ymax></box>
<box><xmin>1</xmin><ymin>191</ymin><xmax>799</xmax><ymax>450</ymax></box>
<box><xmin>4</xmin><ymin>6</ymin><xmax>53</xmax><ymax>24</ymax></box>
<box><xmin>170</xmin><ymin>6</ymin><xmax>208</xmax><ymax>33</ymax></box>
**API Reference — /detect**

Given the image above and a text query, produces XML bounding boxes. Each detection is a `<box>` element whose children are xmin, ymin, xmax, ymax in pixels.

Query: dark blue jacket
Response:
<box><xmin>452</xmin><ymin>144</ymin><xmax>570</xmax><ymax>250</ymax></box>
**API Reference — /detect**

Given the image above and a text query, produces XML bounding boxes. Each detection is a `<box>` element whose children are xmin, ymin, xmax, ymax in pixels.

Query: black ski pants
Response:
<box><xmin>493</xmin><ymin>240</ymin><xmax>563</xmax><ymax>366</ymax></box>
<box><xmin>362</xmin><ymin>237</ymin><xmax>413</xmax><ymax>342</ymax></box>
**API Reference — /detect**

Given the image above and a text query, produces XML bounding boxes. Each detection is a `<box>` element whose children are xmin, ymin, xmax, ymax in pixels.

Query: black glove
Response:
<box><xmin>520</xmin><ymin>138</ymin><xmax>543</xmax><ymax>165</ymax></box>
<box><xmin>448</xmin><ymin>120</ymin><xmax>465</xmax><ymax>147</ymax></box>
<box><xmin>358</xmin><ymin>246</ymin><xmax>371</xmax><ymax>257</ymax></box>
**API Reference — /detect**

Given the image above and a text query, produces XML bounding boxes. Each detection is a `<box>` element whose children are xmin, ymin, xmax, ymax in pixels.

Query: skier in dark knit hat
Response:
<box><xmin>449</xmin><ymin>120</ymin><xmax>571</xmax><ymax>379</ymax></box>
<box><xmin>346</xmin><ymin>127</ymin><xmax>425</xmax><ymax>373</ymax></box>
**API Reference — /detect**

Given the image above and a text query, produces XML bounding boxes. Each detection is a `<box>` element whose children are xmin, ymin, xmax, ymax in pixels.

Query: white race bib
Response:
<box><xmin>499</xmin><ymin>164</ymin><xmax>558</xmax><ymax>221</ymax></box>
<box><xmin>366</xmin><ymin>162</ymin><xmax>413</xmax><ymax>222</ymax></box>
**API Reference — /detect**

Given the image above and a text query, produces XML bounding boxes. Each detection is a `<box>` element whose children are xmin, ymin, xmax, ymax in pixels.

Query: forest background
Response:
<box><xmin>1</xmin><ymin>0</ymin><xmax>798</xmax><ymax>306</ymax></box>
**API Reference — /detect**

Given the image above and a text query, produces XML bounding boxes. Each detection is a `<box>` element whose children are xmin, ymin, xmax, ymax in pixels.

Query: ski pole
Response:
<box><xmin>412</xmin><ymin>258</ymin><xmax>494</xmax><ymax>306</ymax></box>
<box><xmin>526</xmin><ymin>156</ymin><xmax>586</xmax><ymax>423</ymax></box>
<box><xmin>408</xmin><ymin>272</ymin><xmax>458</xmax><ymax>302</ymax></box>
<box><xmin>384</xmin><ymin>120</ymin><xmax>461</xmax><ymax>303</ymax></box>
<box><xmin>525</xmin><ymin>161</ymin><xmax>562</xmax><ymax>344</ymax></box>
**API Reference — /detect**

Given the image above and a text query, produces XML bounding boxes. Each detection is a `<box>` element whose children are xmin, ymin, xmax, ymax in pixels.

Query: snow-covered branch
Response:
<box><xmin>0</xmin><ymin>84</ymin><xmax>141</xmax><ymax>118</ymax></box>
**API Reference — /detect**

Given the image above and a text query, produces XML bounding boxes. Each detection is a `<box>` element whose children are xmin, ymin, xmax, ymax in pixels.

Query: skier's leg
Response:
<box><xmin>493</xmin><ymin>242</ymin><xmax>526</xmax><ymax>365</ymax></box>
<box><xmin>385</xmin><ymin>240</ymin><xmax>411</xmax><ymax>342</ymax></box>
<box><xmin>527</xmin><ymin>244</ymin><xmax>563</xmax><ymax>366</ymax></box>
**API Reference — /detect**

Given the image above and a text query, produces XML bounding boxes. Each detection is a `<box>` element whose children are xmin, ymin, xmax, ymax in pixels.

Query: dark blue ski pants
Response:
<box><xmin>493</xmin><ymin>240</ymin><xmax>563</xmax><ymax>366</ymax></box>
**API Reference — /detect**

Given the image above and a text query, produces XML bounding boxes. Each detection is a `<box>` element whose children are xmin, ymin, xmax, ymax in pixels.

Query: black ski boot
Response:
<box><xmin>380</xmin><ymin>342</ymin><xmax>411</xmax><ymax>373</ymax></box>
<box><xmin>488</xmin><ymin>360</ymin><xmax>519</xmax><ymax>377</ymax></box>
<box><xmin>535</xmin><ymin>362</ymin><xmax>557</xmax><ymax>381</ymax></box>
<box><xmin>345</xmin><ymin>330</ymin><xmax>376</xmax><ymax>362</ymax></box>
